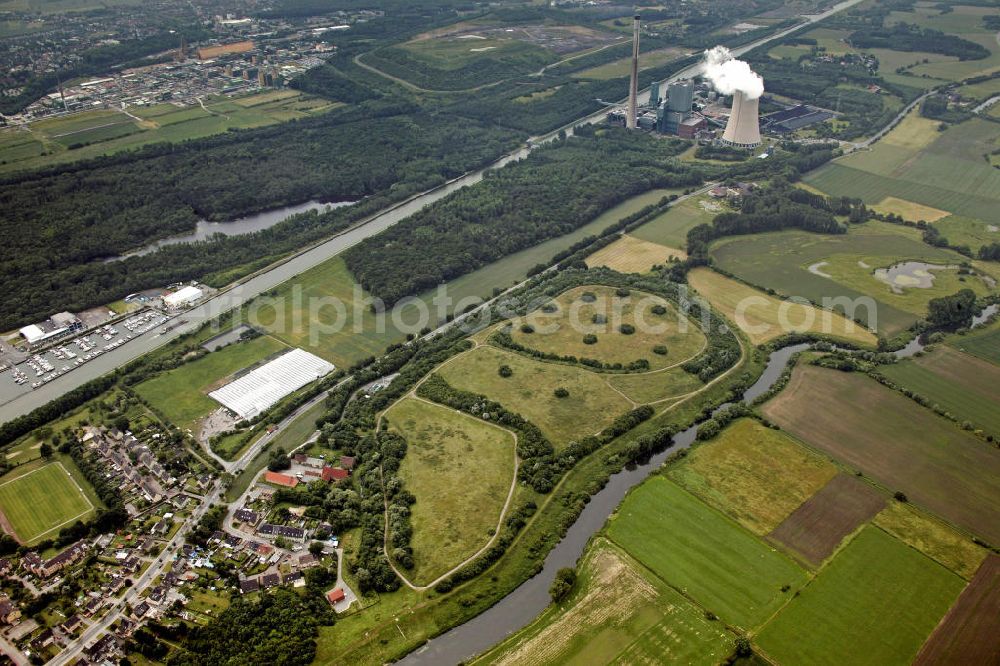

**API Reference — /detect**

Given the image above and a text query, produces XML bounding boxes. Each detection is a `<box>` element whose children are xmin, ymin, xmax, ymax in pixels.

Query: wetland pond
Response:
<box><xmin>873</xmin><ymin>261</ymin><xmax>957</xmax><ymax>293</ymax></box>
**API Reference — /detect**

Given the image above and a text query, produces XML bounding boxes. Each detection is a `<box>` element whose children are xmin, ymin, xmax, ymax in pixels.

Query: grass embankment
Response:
<box><xmin>385</xmin><ymin>397</ymin><xmax>516</xmax><ymax>586</ymax></box>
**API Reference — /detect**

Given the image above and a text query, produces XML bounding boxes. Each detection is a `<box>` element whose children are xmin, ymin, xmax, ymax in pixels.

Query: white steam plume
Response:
<box><xmin>702</xmin><ymin>46</ymin><xmax>764</xmax><ymax>99</ymax></box>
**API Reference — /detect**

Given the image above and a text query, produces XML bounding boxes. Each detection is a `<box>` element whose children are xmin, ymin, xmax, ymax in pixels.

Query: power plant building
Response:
<box><xmin>721</xmin><ymin>90</ymin><xmax>761</xmax><ymax>149</ymax></box>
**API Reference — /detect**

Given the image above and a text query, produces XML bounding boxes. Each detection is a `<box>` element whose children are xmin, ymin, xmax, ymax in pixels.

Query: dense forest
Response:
<box><xmin>849</xmin><ymin>23</ymin><xmax>990</xmax><ymax>60</ymax></box>
<box><xmin>0</xmin><ymin>110</ymin><xmax>519</xmax><ymax>329</ymax></box>
<box><xmin>344</xmin><ymin>128</ymin><xmax>700</xmax><ymax>303</ymax></box>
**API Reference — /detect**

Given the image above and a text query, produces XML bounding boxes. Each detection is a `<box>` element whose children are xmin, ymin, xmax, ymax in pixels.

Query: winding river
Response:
<box><xmin>402</xmin><ymin>301</ymin><xmax>999</xmax><ymax>663</ymax></box>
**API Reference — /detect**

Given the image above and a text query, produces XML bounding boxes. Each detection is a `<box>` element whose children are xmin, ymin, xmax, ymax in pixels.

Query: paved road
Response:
<box><xmin>0</xmin><ymin>633</ymin><xmax>28</xmax><ymax>666</ymax></box>
<box><xmin>49</xmin><ymin>484</ymin><xmax>223</xmax><ymax>666</ymax></box>
<box><xmin>0</xmin><ymin>0</ymin><xmax>867</xmax><ymax>428</ymax></box>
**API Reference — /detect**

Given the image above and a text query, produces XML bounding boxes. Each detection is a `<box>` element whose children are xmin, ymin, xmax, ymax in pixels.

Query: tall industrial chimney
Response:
<box><xmin>627</xmin><ymin>14</ymin><xmax>640</xmax><ymax>130</ymax></box>
<box><xmin>721</xmin><ymin>90</ymin><xmax>761</xmax><ymax>149</ymax></box>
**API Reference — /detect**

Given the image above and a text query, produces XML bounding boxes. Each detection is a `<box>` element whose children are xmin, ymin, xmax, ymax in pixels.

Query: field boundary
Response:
<box><xmin>0</xmin><ymin>461</ymin><xmax>95</xmax><ymax>543</ymax></box>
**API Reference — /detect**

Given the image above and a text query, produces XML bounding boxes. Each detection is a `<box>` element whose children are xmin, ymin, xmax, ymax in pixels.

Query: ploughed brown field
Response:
<box><xmin>914</xmin><ymin>554</ymin><xmax>1000</xmax><ymax>666</ymax></box>
<box><xmin>768</xmin><ymin>474</ymin><xmax>885</xmax><ymax>566</ymax></box>
<box><xmin>761</xmin><ymin>365</ymin><xmax>1000</xmax><ymax>545</ymax></box>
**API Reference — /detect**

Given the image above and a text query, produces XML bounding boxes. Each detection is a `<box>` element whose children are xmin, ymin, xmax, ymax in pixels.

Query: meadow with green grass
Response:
<box><xmin>710</xmin><ymin>223</ymin><xmax>990</xmax><ymax>336</ymax></box>
<box><xmin>0</xmin><ymin>90</ymin><xmax>338</xmax><ymax>173</ymax></box>
<box><xmin>437</xmin><ymin>345</ymin><xmax>631</xmax><ymax>446</ymax></box>
<box><xmin>0</xmin><ymin>460</ymin><xmax>95</xmax><ymax>543</ymax></box>
<box><xmin>631</xmin><ymin>194</ymin><xmax>724</xmax><ymax>249</ymax></box>
<box><xmin>572</xmin><ymin>46</ymin><xmax>688</xmax><ymax>80</ymax></box>
<box><xmin>879</xmin><ymin>345</ymin><xmax>1000</xmax><ymax>434</ymax></box>
<box><xmin>254</xmin><ymin>257</ymin><xmax>407</xmax><ymax>368</ymax></box>
<box><xmin>757</xmin><ymin>527</ymin><xmax>964</xmax><ymax>666</ymax></box>
<box><xmin>607</xmin><ymin>477</ymin><xmax>807</xmax><ymax>629</ymax></box>
<box><xmin>386</xmin><ymin>397</ymin><xmax>515</xmax><ymax>585</ymax></box>
<box><xmin>134</xmin><ymin>334</ymin><xmax>288</xmax><ymax>429</ymax></box>
<box><xmin>949</xmin><ymin>321</ymin><xmax>1000</xmax><ymax>365</ymax></box>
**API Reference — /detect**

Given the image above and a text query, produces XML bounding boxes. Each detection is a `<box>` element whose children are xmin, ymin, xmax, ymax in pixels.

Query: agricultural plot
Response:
<box><xmin>687</xmin><ymin>268</ymin><xmax>878</xmax><ymax>346</ymax></box>
<box><xmin>607</xmin><ymin>477</ymin><xmax>807</xmax><ymax>629</ymax></box>
<box><xmin>134</xmin><ymin>334</ymin><xmax>288</xmax><ymax>429</ymax></box>
<box><xmin>762</xmin><ymin>364</ymin><xmax>1000</xmax><ymax>545</ymax></box>
<box><xmin>584</xmin><ymin>235</ymin><xmax>685</xmax><ymax>273</ymax></box>
<box><xmin>473</xmin><ymin>539</ymin><xmax>733</xmax><ymax>666</ymax></box>
<box><xmin>631</xmin><ymin>195</ymin><xmax>723</xmax><ymax>249</ymax></box>
<box><xmin>0</xmin><ymin>461</ymin><xmax>95</xmax><ymax>543</ymax></box>
<box><xmin>437</xmin><ymin>345</ymin><xmax>631</xmax><ymax>446</ymax></box>
<box><xmin>879</xmin><ymin>345</ymin><xmax>1000</xmax><ymax>434</ymax></box>
<box><xmin>668</xmin><ymin>418</ymin><xmax>838</xmax><ymax>535</ymax></box>
<box><xmin>709</xmin><ymin>225</ymin><xmax>987</xmax><ymax>336</ymax></box>
<box><xmin>757</xmin><ymin>527</ymin><xmax>964</xmax><ymax>666</ymax></box>
<box><xmin>914</xmin><ymin>555</ymin><xmax>1000</xmax><ymax>666</ymax></box>
<box><xmin>254</xmin><ymin>257</ymin><xmax>407</xmax><ymax>367</ymax></box>
<box><xmin>805</xmin><ymin>116</ymin><xmax>1000</xmax><ymax>223</ymax></box>
<box><xmin>508</xmin><ymin>285</ymin><xmax>706</xmax><ymax>372</ymax></box>
<box><xmin>934</xmin><ymin>215</ymin><xmax>1000</xmax><ymax>253</ymax></box>
<box><xmin>949</xmin><ymin>321</ymin><xmax>1000</xmax><ymax>365</ymax></box>
<box><xmin>385</xmin><ymin>397</ymin><xmax>515</xmax><ymax>586</ymax></box>
<box><xmin>883</xmin><ymin>4</ymin><xmax>1000</xmax><ymax>82</ymax></box>
<box><xmin>874</xmin><ymin>501</ymin><xmax>987</xmax><ymax>580</ymax></box>
<box><xmin>767</xmin><ymin>474</ymin><xmax>885</xmax><ymax>567</ymax></box>
<box><xmin>871</xmin><ymin>197</ymin><xmax>949</xmax><ymax>222</ymax></box>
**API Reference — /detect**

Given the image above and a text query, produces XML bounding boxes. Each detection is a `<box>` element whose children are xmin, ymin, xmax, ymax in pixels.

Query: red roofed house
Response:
<box><xmin>327</xmin><ymin>588</ymin><xmax>345</xmax><ymax>605</ymax></box>
<box><xmin>264</xmin><ymin>471</ymin><xmax>298</xmax><ymax>488</ymax></box>
<box><xmin>340</xmin><ymin>456</ymin><xmax>355</xmax><ymax>470</ymax></box>
<box><xmin>322</xmin><ymin>466</ymin><xmax>348</xmax><ymax>483</ymax></box>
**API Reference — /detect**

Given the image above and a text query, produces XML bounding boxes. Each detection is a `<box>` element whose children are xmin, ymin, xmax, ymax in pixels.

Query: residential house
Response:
<box><xmin>23</xmin><ymin>540</ymin><xmax>89</xmax><ymax>578</ymax></box>
<box><xmin>132</xmin><ymin>601</ymin><xmax>150</xmax><ymax>619</ymax></box>
<box><xmin>0</xmin><ymin>597</ymin><xmax>21</xmax><ymax>624</ymax></box>
<box><xmin>263</xmin><ymin>471</ymin><xmax>298</xmax><ymax>488</ymax></box>
<box><xmin>322</xmin><ymin>466</ymin><xmax>348</xmax><ymax>483</ymax></box>
<box><xmin>234</xmin><ymin>508</ymin><xmax>260</xmax><ymax>525</ymax></box>
<box><xmin>239</xmin><ymin>577</ymin><xmax>260</xmax><ymax>594</ymax></box>
<box><xmin>260</xmin><ymin>573</ymin><xmax>280</xmax><ymax>589</ymax></box>
<box><xmin>326</xmin><ymin>588</ymin><xmax>345</xmax><ymax>605</ymax></box>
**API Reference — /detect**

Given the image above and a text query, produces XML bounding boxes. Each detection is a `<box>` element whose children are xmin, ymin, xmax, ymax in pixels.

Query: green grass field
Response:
<box><xmin>805</xmin><ymin>116</ymin><xmax>1000</xmax><ymax>225</ymax></box>
<box><xmin>883</xmin><ymin>5</ymin><xmax>1000</xmax><ymax>82</ymax></box>
<box><xmin>572</xmin><ymin>46</ymin><xmax>688</xmax><ymax>80</ymax></box>
<box><xmin>386</xmin><ymin>397</ymin><xmax>515</xmax><ymax>585</ymax></box>
<box><xmin>757</xmin><ymin>527</ymin><xmax>964</xmax><ymax>666</ymax></box>
<box><xmin>935</xmin><ymin>215</ymin><xmax>1000</xmax><ymax>253</ymax></box>
<box><xmin>508</xmin><ymin>285</ymin><xmax>706</xmax><ymax>372</ymax></box>
<box><xmin>437</xmin><ymin>345</ymin><xmax>631</xmax><ymax>446</ymax></box>
<box><xmin>607</xmin><ymin>477</ymin><xmax>807</xmax><ymax>629</ymax></box>
<box><xmin>763</xmin><ymin>364</ymin><xmax>1000</xmax><ymax>546</ymax></box>
<box><xmin>134</xmin><ymin>334</ymin><xmax>288</xmax><ymax>429</ymax></box>
<box><xmin>606</xmin><ymin>365</ymin><xmax>703</xmax><ymax>404</ymax></box>
<box><xmin>0</xmin><ymin>91</ymin><xmax>338</xmax><ymax>173</ymax></box>
<box><xmin>879</xmin><ymin>345</ymin><xmax>1000</xmax><ymax>434</ymax></box>
<box><xmin>0</xmin><ymin>461</ymin><xmax>94</xmax><ymax>543</ymax></box>
<box><xmin>631</xmin><ymin>194</ymin><xmax>723</xmax><ymax>249</ymax></box>
<box><xmin>253</xmin><ymin>257</ymin><xmax>407</xmax><ymax>367</ymax></box>
<box><xmin>710</xmin><ymin>223</ymin><xmax>987</xmax><ymax>336</ymax></box>
<box><xmin>949</xmin><ymin>321</ymin><xmax>1000</xmax><ymax>365</ymax></box>
<box><xmin>668</xmin><ymin>418</ymin><xmax>838</xmax><ymax>535</ymax></box>
<box><xmin>473</xmin><ymin>539</ymin><xmax>733</xmax><ymax>665</ymax></box>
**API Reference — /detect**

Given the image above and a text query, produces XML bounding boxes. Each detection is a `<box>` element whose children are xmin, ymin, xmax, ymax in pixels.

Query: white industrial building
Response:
<box><xmin>163</xmin><ymin>286</ymin><xmax>204</xmax><ymax>309</ymax></box>
<box><xmin>19</xmin><ymin>311</ymin><xmax>83</xmax><ymax>345</ymax></box>
<box><xmin>208</xmin><ymin>348</ymin><xmax>334</xmax><ymax>420</ymax></box>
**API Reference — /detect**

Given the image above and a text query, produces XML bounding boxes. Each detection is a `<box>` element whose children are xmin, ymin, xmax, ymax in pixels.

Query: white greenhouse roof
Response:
<box><xmin>209</xmin><ymin>348</ymin><xmax>334</xmax><ymax>420</ymax></box>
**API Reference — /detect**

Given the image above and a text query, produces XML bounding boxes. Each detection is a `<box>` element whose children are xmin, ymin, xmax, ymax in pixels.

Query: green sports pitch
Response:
<box><xmin>0</xmin><ymin>462</ymin><xmax>94</xmax><ymax>544</ymax></box>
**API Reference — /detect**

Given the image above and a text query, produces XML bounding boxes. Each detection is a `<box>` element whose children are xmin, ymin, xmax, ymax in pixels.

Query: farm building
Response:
<box><xmin>264</xmin><ymin>471</ymin><xmax>298</xmax><ymax>488</ymax></box>
<box><xmin>163</xmin><ymin>286</ymin><xmax>204</xmax><ymax>309</ymax></box>
<box><xmin>208</xmin><ymin>348</ymin><xmax>334</xmax><ymax>419</ymax></box>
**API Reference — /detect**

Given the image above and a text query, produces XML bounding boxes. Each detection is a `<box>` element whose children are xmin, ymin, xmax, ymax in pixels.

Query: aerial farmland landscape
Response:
<box><xmin>0</xmin><ymin>0</ymin><xmax>998</xmax><ymax>663</ymax></box>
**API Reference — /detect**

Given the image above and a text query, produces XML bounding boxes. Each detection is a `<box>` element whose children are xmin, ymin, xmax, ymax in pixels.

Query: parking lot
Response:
<box><xmin>1</xmin><ymin>309</ymin><xmax>170</xmax><ymax>399</ymax></box>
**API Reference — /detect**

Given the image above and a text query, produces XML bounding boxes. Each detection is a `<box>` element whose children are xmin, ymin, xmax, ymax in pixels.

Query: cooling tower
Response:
<box><xmin>627</xmin><ymin>15</ymin><xmax>640</xmax><ymax>130</ymax></box>
<box><xmin>721</xmin><ymin>90</ymin><xmax>761</xmax><ymax>149</ymax></box>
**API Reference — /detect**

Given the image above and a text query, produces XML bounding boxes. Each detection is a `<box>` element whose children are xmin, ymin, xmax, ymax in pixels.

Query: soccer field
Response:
<box><xmin>0</xmin><ymin>462</ymin><xmax>94</xmax><ymax>543</ymax></box>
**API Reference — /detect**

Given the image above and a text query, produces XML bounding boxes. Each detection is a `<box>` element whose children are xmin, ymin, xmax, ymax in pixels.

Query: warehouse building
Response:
<box><xmin>19</xmin><ymin>312</ymin><xmax>83</xmax><ymax>346</ymax></box>
<box><xmin>163</xmin><ymin>286</ymin><xmax>204</xmax><ymax>309</ymax></box>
